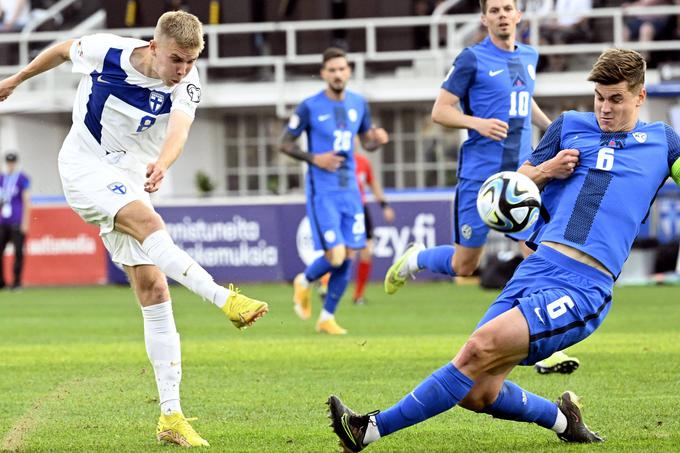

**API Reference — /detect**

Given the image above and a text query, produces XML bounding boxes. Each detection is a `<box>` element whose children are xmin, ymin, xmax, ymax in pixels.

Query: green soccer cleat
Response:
<box><xmin>556</xmin><ymin>391</ymin><xmax>604</xmax><ymax>443</ymax></box>
<box><xmin>156</xmin><ymin>412</ymin><xmax>210</xmax><ymax>447</ymax></box>
<box><xmin>221</xmin><ymin>283</ymin><xmax>269</xmax><ymax>329</ymax></box>
<box><xmin>326</xmin><ymin>395</ymin><xmax>379</xmax><ymax>452</ymax></box>
<box><xmin>534</xmin><ymin>351</ymin><xmax>580</xmax><ymax>374</ymax></box>
<box><xmin>384</xmin><ymin>242</ymin><xmax>425</xmax><ymax>295</ymax></box>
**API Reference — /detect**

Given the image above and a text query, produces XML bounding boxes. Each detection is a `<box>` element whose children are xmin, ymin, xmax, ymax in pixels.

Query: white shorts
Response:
<box><xmin>58</xmin><ymin>131</ymin><xmax>155</xmax><ymax>267</ymax></box>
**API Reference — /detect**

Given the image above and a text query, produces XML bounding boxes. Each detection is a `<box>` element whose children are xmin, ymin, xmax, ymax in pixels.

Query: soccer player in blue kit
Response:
<box><xmin>328</xmin><ymin>48</ymin><xmax>680</xmax><ymax>451</ymax></box>
<box><xmin>384</xmin><ymin>0</ymin><xmax>577</xmax><ymax>374</ymax></box>
<box><xmin>280</xmin><ymin>47</ymin><xmax>389</xmax><ymax>334</ymax></box>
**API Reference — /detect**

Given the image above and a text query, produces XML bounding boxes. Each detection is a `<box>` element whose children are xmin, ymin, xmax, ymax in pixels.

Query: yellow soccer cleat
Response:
<box><xmin>316</xmin><ymin>317</ymin><xmax>348</xmax><ymax>335</ymax></box>
<box><xmin>384</xmin><ymin>242</ymin><xmax>425</xmax><ymax>295</ymax></box>
<box><xmin>222</xmin><ymin>283</ymin><xmax>269</xmax><ymax>329</ymax></box>
<box><xmin>293</xmin><ymin>273</ymin><xmax>312</xmax><ymax>320</ymax></box>
<box><xmin>156</xmin><ymin>412</ymin><xmax>210</xmax><ymax>447</ymax></box>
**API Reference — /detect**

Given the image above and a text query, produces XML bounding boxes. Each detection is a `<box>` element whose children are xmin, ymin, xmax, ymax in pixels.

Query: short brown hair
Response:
<box><xmin>155</xmin><ymin>11</ymin><xmax>204</xmax><ymax>51</ymax></box>
<box><xmin>322</xmin><ymin>47</ymin><xmax>347</xmax><ymax>67</ymax></box>
<box><xmin>588</xmin><ymin>49</ymin><xmax>646</xmax><ymax>93</ymax></box>
<box><xmin>479</xmin><ymin>0</ymin><xmax>518</xmax><ymax>14</ymax></box>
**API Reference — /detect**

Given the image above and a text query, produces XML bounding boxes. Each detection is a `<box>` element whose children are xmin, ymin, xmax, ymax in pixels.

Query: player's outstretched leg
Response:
<box><xmin>534</xmin><ymin>351</ymin><xmax>580</xmax><ymax>374</ymax></box>
<box><xmin>140</xmin><ymin>230</ymin><xmax>269</xmax><ymax>328</ymax></box>
<box><xmin>555</xmin><ymin>391</ymin><xmax>604</xmax><ymax>443</ymax></box>
<box><xmin>327</xmin><ymin>395</ymin><xmax>379</xmax><ymax>452</ymax></box>
<box><xmin>222</xmin><ymin>283</ymin><xmax>269</xmax><ymax>329</ymax></box>
<box><xmin>384</xmin><ymin>242</ymin><xmax>425</xmax><ymax>294</ymax></box>
<box><xmin>156</xmin><ymin>412</ymin><xmax>209</xmax><ymax>447</ymax></box>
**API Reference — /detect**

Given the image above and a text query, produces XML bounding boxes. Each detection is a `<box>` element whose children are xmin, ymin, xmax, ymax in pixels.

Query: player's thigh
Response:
<box><xmin>307</xmin><ymin>195</ymin><xmax>343</xmax><ymax>250</ymax></box>
<box><xmin>452</xmin><ymin>244</ymin><xmax>484</xmax><ymax>274</ymax></box>
<box><xmin>59</xmin><ymin>150</ymin><xmax>150</xmax><ymax>235</ymax></box>
<box><xmin>454</xmin><ymin>178</ymin><xmax>490</xmax><ymax>248</ymax></box>
<box><xmin>339</xmin><ymin>193</ymin><xmax>367</xmax><ymax>250</ymax></box>
<box><xmin>454</xmin><ymin>307</ymin><xmax>529</xmax><ymax>378</ymax></box>
<box><xmin>103</xmin><ymin>229</ymin><xmax>155</xmax><ymax>269</ymax></box>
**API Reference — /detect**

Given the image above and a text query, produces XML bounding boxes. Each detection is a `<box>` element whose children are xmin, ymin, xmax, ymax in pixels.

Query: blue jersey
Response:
<box><xmin>528</xmin><ymin>111</ymin><xmax>680</xmax><ymax>276</ymax></box>
<box><xmin>287</xmin><ymin>90</ymin><xmax>372</xmax><ymax>195</ymax></box>
<box><xmin>442</xmin><ymin>37</ymin><xmax>538</xmax><ymax>181</ymax></box>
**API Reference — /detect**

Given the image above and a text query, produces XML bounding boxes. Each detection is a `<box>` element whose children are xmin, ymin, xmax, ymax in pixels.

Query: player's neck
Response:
<box><xmin>325</xmin><ymin>88</ymin><xmax>345</xmax><ymax>101</ymax></box>
<box><xmin>488</xmin><ymin>33</ymin><xmax>516</xmax><ymax>52</ymax></box>
<box><xmin>130</xmin><ymin>46</ymin><xmax>160</xmax><ymax>80</ymax></box>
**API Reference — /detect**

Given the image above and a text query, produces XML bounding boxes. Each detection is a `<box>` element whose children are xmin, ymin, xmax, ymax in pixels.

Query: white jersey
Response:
<box><xmin>66</xmin><ymin>33</ymin><xmax>202</xmax><ymax>163</ymax></box>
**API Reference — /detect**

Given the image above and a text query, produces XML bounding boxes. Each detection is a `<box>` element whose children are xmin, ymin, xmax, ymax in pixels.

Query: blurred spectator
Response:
<box><xmin>541</xmin><ymin>0</ymin><xmax>593</xmax><ymax>71</ymax></box>
<box><xmin>165</xmin><ymin>0</ymin><xmax>189</xmax><ymax>12</ymax></box>
<box><xmin>0</xmin><ymin>152</ymin><xmax>30</xmax><ymax>291</ymax></box>
<box><xmin>623</xmin><ymin>0</ymin><xmax>673</xmax><ymax>61</ymax></box>
<box><xmin>0</xmin><ymin>0</ymin><xmax>30</xmax><ymax>32</ymax></box>
<box><xmin>518</xmin><ymin>0</ymin><xmax>553</xmax><ymax>44</ymax></box>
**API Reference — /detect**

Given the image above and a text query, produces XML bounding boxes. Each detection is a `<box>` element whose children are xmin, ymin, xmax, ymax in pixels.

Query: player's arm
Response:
<box><xmin>279</xmin><ymin>131</ymin><xmax>344</xmax><ymax>171</ymax></box>
<box><xmin>431</xmin><ymin>89</ymin><xmax>508</xmax><ymax>141</ymax></box>
<box><xmin>359</xmin><ymin>127</ymin><xmax>389</xmax><ymax>151</ymax></box>
<box><xmin>0</xmin><ymin>39</ymin><xmax>73</xmax><ymax>102</ymax></box>
<box><xmin>366</xmin><ymin>169</ymin><xmax>395</xmax><ymax>223</ymax></box>
<box><xmin>531</xmin><ymin>99</ymin><xmax>551</xmax><ymax>130</ymax></box>
<box><xmin>144</xmin><ymin>111</ymin><xmax>193</xmax><ymax>193</ymax></box>
<box><xmin>518</xmin><ymin>115</ymin><xmax>578</xmax><ymax>188</ymax></box>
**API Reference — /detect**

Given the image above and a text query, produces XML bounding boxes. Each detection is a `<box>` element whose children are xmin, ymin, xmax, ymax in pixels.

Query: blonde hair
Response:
<box><xmin>154</xmin><ymin>11</ymin><xmax>204</xmax><ymax>51</ymax></box>
<box><xmin>588</xmin><ymin>49</ymin><xmax>646</xmax><ymax>93</ymax></box>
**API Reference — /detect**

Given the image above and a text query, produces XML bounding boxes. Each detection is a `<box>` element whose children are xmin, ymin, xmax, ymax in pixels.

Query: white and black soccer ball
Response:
<box><xmin>476</xmin><ymin>171</ymin><xmax>541</xmax><ymax>233</ymax></box>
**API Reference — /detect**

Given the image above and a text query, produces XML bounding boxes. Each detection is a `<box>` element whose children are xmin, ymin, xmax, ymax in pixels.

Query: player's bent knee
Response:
<box><xmin>455</xmin><ymin>335</ymin><xmax>497</xmax><ymax>375</ymax></box>
<box><xmin>453</xmin><ymin>259</ymin><xmax>478</xmax><ymax>276</ymax></box>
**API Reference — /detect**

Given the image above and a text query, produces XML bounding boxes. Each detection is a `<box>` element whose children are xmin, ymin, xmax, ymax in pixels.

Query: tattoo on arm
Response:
<box><xmin>280</xmin><ymin>132</ymin><xmax>314</xmax><ymax>164</ymax></box>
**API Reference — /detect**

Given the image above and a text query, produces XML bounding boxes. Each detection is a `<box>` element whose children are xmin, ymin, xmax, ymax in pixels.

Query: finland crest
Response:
<box><xmin>108</xmin><ymin>182</ymin><xmax>127</xmax><ymax>195</ymax></box>
<box><xmin>461</xmin><ymin>224</ymin><xmax>473</xmax><ymax>240</ymax></box>
<box><xmin>632</xmin><ymin>132</ymin><xmax>647</xmax><ymax>143</ymax></box>
<box><xmin>148</xmin><ymin>91</ymin><xmax>165</xmax><ymax>114</ymax></box>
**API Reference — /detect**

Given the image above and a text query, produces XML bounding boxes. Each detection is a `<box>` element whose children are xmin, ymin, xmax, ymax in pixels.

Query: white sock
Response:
<box><xmin>363</xmin><ymin>415</ymin><xmax>381</xmax><ymax>445</ymax></box>
<box><xmin>398</xmin><ymin>250</ymin><xmax>422</xmax><ymax>278</ymax></box>
<box><xmin>142</xmin><ymin>230</ymin><xmax>230</xmax><ymax>307</ymax></box>
<box><xmin>552</xmin><ymin>408</ymin><xmax>568</xmax><ymax>433</ymax></box>
<box><xmin>319</xmin><ymin>309</ymin><xmax>334</xmax><ymax>322</ymax></box>
<box><xmin>142</xmin><ymin>301</ymin><xmax>182</xmax><ymax>416</ymax></box>
<box><xmin>296</xmin><ymin>273</ymin><xmax>310</xmax><ymax>287</ymax></box>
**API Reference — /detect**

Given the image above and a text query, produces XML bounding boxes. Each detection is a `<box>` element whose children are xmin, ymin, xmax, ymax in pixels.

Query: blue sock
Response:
<box><xmin>481</xmin><ymin>381</ymin><xmax>558</xmax><ymax>429</ymax></box>
<box><xmin>376</xmin><ymin>363</ymin><xmax>473</xmax><ymax>437</ymax></box>
<box><xmin>323</xmin><ymin>259</ymin><xmax>352</xmax><ymax>314</ymax></box>
<box><xmin>304</xmin><ymin>256</ymin><xmax>333</xmax><ymax>282</ymax></box>
<box><xmin>416</xmin><ymin>246</ymin><xmax>456</xmax><ymax>276</ymax></box>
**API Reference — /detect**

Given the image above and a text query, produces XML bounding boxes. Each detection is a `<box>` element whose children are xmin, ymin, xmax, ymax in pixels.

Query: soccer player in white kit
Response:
<box><xmin>0</xmin><ymin>11</ymin><xmax>269</xmax><ymax>447</ymax></box>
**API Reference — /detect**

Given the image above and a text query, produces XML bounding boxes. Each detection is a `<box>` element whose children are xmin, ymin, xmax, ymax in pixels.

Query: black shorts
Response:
<box><xmin>364</xmin><ymin>205</ymin><xmax>374</xmax><ymax>240</ymax></box>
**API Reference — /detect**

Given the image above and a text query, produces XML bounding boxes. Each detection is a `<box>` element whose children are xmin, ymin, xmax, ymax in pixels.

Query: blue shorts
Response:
<box><xmin>476</xmin><ymin>245</ymin><xmax>613</xmax><ymax>365</ymax></box>
<box><xmin>454</xmin><ymin>178</ymin><xmax>531</xmax><ymax>248</ymax></box>
<box><xmin>307</xmin><ymin>190</ymin><xmax>366</xmax><ymax>251</ymax></box>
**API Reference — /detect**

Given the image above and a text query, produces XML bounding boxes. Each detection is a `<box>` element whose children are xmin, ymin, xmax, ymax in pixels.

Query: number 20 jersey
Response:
<box><xmin>67</xmin><ymin>34</ymin><xmax>201</xmax><ymax>163</ymax></box>
<box><xmin>528</xmin><ymin>111</ymin><xmax>680</xmax><ymax>276</ymax></box>
<box><xmin>442</xmin><ymin>37</ymin><xmax>538</xmax><ymax>181</ymax></box>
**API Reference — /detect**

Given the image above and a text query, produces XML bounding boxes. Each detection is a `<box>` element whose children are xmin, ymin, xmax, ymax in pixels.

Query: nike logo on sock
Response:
<box><xmin>182</xmin><ymin>264</ymin><xmax>193</xmax><ymax>277</ymax></box>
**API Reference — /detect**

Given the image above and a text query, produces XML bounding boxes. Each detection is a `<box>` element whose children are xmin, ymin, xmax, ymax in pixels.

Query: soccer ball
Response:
<box><xmin>476</xmin><ymin>171</ymin><xmax>541</xmax><ymax>233</ymax></box>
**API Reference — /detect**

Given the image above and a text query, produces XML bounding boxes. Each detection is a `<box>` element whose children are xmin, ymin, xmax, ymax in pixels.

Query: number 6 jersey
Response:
<box><xmin>528</xmin><ymin>111</ymin><xmax>680</xmax><ymax>276</ymax></box>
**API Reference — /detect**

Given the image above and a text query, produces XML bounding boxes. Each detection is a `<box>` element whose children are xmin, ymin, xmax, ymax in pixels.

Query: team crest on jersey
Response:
<box><xmin>348</xmin><ymin>108</ymin><xmax>358</xmax><ymax>123</ymax></box>
<box><xmin>600</xmin><ymin>135</ymin><xmax>626</xmax><ymax>148</ymax></box>
<box><xmin>148</xmin><ymin>92</ymin><xmax>165</xmax><ymax>114</ymax></box>
<box><xmin>107</xmin><ymin>182</ymin><xmax>127</xmax><ymax>195</ymax></box>
<box><xmin>633</xmin><ymin>132</ymin><xmax>647</xmax><ymax>143</ymax></box>
<box><xmin>461</xmin><ymin>224</ymin><xmax>473</xmax><ymax>240</ymax></box>
<box><xmin>527</xmin><ymin>64</ymin><xmax>536</xmax><ymax>80</ymax></box>
<box><xmin>187</xmin><ymin>84</ymin><xmax>201</xmax><ymax>103</ymax></box>
<box><xmin>512</xmin><ymin>76</ymin><xmax>525</xmax><ymax>87</ymax></box>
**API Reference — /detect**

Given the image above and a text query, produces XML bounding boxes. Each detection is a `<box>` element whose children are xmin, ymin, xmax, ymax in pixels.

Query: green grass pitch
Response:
<box><xmin>1</xmin><ymin>282</ymin><xmax>679</xmax><ymax>452</ymax></box>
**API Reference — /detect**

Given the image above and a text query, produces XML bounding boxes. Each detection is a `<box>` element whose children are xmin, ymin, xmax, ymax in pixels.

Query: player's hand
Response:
<box><xmin>382</xmin><ymin>205</ymin><xmax>395</xmax><ymax>223</ymax></box>
<box><xmin>474</xmin><ymin>118</ymin><xmax>509</xmax><ymax>141</ymax></box>
<box><xmin>0</xmin><ymin>74</ymin><xmax>21</xmax><ymax>102</ymax></box>
<box><xmin>313</xmin><ymin>151</ymin><xmax>345</xmax><ymax>172</ymax></box>
<box><xmin>366</xmin><ymin>127</ymin><xmax>389</xmax><ymax>146</ymax></box>
<box><xmin>144</xmin><ymin>161</ymin><xmax>167</xmax><ymax>193</ymax></box>
<box><xmin>542</xmin><ymin>149</ymin><xmax>580</xmax><ymax>179</ymax></box>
